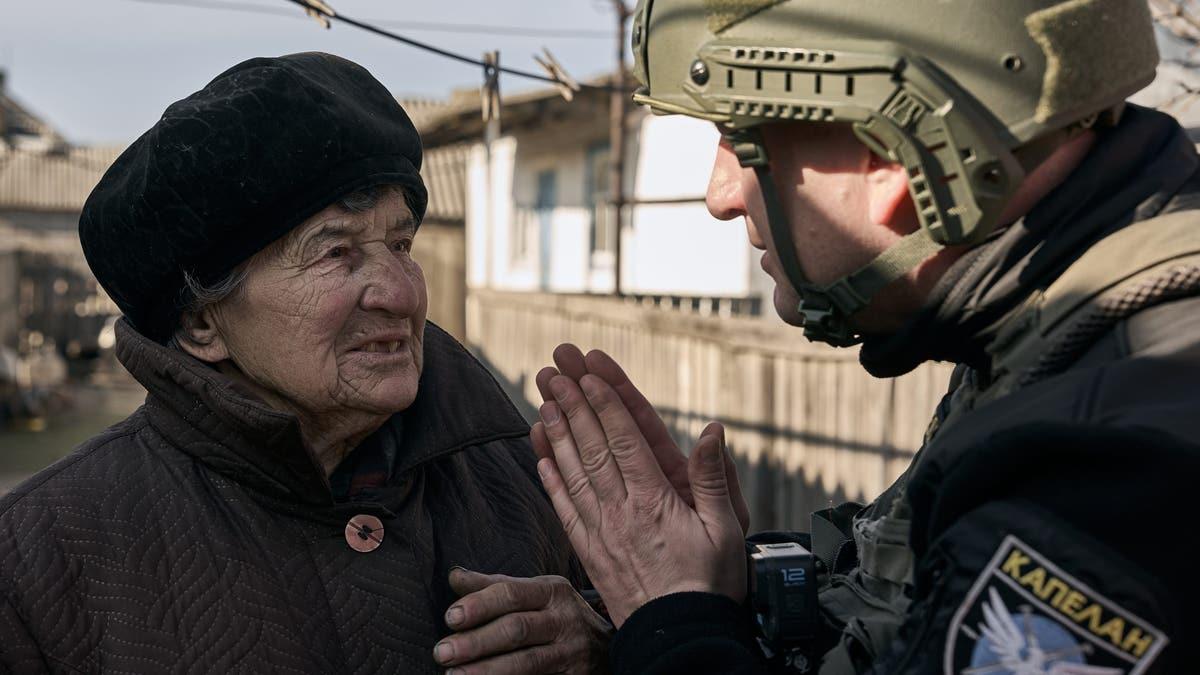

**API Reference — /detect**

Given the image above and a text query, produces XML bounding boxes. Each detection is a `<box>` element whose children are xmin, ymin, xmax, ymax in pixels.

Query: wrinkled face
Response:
<box><xmin>212</xmin><ymin>189</ymin><xmax>427</xmax><ymax>419</ymax></box>
<box><xmin>705</xmin><ymin>122</ymin><xmax>901</xmax><ymax>329</ymax></box>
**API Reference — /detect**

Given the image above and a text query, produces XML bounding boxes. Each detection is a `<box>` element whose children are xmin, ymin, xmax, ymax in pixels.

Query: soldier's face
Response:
<box><xmin>705</xmin><ymin>121</ymin><xmax>921</xmax><ymax>332</ymax></box>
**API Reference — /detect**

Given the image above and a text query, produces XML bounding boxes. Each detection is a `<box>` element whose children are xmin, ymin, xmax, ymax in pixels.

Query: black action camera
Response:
<box><xmin>749</xmin><ymin>542</ymin><xmax>819</xmax><ymax>669</ymax></box>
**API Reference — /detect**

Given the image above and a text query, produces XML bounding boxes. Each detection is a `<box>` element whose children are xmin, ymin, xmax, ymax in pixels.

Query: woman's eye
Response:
<box><xmin>393</xmin><ymin>239</ymin><xmax>413</xmax><ymax>254</ymax></box>
<box><xmin>325</xmin><ymin>245</ymin><xmax>348</xmax><ymax>260</ymax></box>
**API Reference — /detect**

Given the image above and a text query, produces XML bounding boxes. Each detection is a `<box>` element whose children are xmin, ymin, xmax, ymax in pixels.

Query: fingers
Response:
<box><xmin>436</xmin><ymin>573</ymin><xmax>586</xmax><ymax>673</ymax></box>
<box><xmin>448</xmin><ymin>567</ymin><xmax>504</xmax><ymax>598</ymax></box>
<box><xmin>435</xmin><ymin>612</ymin><xmax>561</xmax><ymax>672</ymax></box>
<box><xmin>534</xmin><ymin>342</ymin><xmax>587</xmax><ymax>403</ymax></box>
<box><xmin>552</xmin><ymin>343</ymin><xmax>588</xmax><ymax>381</ymax></box>
<box><xmin>723</xmin><ymin>444</ymin><xmax>751</xmax><ymax>535</ymax></box>
<box><xmin>530</xmin><ymin>421</ymin><xmax>553</xmax><ymax>463</ymax></box>
<box><xmin>584</xmin><ymin>349</ymin><xmax>694</xmax><ymax>506</ymax></box>
<box><xmin>583</xmin><ymin>349</ymin><xmax>676</xmax><ymax>455</ymax></box>
<box><xmin>577</xmin><ymin>373</ymin><xmax>671</xmax><ymax>496</ymax></box>
<box><xmin>538</xmin><ymin>399</ymin><xmax>604</xmax><ymax>544</ymax></box>
<box><xmin>536</xmin><ymin>456</ymin><xmax>587</xmax><ymax>546</ymax></box>
<box><xmin>535</xmin><ymin>366</ymin><xmax>559</xmax><ymax>403</ymax></box>
<box><xmin>445</xmin><ymin>571</ymin><xmax>562</xmax><ymax>630</ymax></box>
<box><xmin>687</xmin><ymin>423</ymin><xmax>741</xmax><ymax>540</ymax></box>
<box><xmin>538</xmin><ymin>400</ymin><xmax>591</xmax><ymax>508</ymax></box>
<box><xmin>438</xmin><ymin>644</ymin><xmax>572</xmax><ymax>675</ymax></box>
<box><xmin>546</xmin><ymin>375</ymin><xmax>628</xmax><ymax>502</ymax></box>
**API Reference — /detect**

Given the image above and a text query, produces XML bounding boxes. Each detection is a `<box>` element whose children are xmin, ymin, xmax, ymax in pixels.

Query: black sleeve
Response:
<box><xmin>871</xmin><ymin>423</ymin><xmax>1195</xmax><ymax>675</ymax></box>
<box><xmin>609</xmin><ymin>592</ymin><xmax>768</xmax><ymax>675</ymax></box>
<box><xmin>0</xmin><ymin>581</ymin><xmax>50</xmax><ymax>675</ymax></box>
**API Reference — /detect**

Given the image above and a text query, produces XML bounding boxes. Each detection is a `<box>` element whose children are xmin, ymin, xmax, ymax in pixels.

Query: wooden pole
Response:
<box><xmin>482</xmin><ymin>51</ymin><xmax>500</xmax><ymax>290</ymax></box>
<box><xmin>610</xmin><ymin>1</ymin><xmax>631</xmax><ymax>297</ymax></box>
<box><xmin>0</xmin><ymin>69</ymin><xmax>8</xmax><ymax>150</ymax></box>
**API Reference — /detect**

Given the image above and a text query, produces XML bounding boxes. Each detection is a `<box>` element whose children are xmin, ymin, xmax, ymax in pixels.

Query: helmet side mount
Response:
<box><xmin>645</xmin><ymin>41</ymin><xmax>1027</xmax><ymax>345</ymax></box>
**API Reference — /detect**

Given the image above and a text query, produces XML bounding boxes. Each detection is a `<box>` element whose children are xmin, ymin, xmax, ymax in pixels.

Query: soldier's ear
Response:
<box><xmin>173</xmin><ymin>308</ymin><xmax>231</xmax><ymax>364</ymax></box>
<box><xmin>864</xmin><ymin>152</ymin><xmax>915</xmax><ymax>234</ymax></box>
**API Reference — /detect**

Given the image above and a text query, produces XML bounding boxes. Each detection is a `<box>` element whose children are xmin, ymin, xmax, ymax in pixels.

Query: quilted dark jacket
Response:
<box><xmin>0</xmin><ymin>320</ymin><xmax>576</xmax><ymax>674</ymax></box>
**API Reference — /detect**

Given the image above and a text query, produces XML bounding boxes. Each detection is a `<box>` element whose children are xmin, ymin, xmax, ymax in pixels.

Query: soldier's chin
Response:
<box><xmin>773</xmin><ymin>285</ymin><xmax>805</xmax><ymax>327</ymax></box>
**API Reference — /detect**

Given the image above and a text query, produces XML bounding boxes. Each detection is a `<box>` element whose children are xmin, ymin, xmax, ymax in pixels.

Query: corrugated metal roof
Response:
<box><xmin>0</xmin><ymin>91</ymin><xmax>62</xmax><ymax>146</ymax></box>
<box><xmin>0</xmin><ymin>145</ymin><xmax>124</xmax><ymax>213</ymax></box>
<box><xmin>415</xmin><ymin>72</ymin><xmax>625</xmax><ymax>147</ymax></box>
<box><xmin>422</xmin><ymin>143</ymin><xmax>468</xmax><ymax>224</ymax></box>
<box><xmin>0</xmin><ymin>142</ymin><xmax>466</xmax><ymax>223</ymax></box>
<box><xmin>0</xmin><ymin>94</ymin><xmax>465</xmax><ymax>221</ymax></box>
<box><xmin>397</xmin><ymin>98</ymin><xmax>468</xmax><ymax>225</ymax></box>
<box><xmin>399</xmin><ymin>97</ymin><xmax>456</xmax><ymax>133</ymax></box>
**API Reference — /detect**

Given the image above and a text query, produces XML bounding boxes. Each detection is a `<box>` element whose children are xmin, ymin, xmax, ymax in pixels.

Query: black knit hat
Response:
<box><xmin>79</xmin><ymin>52</ymin><xmax>428</xmax><ymax>344</ymax></box>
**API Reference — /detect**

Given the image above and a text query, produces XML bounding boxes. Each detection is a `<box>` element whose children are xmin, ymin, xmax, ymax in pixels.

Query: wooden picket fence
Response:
<box><xmin>466</xmin><ymin>289</ymin><xmax>955</xmax><ymax>531</ymax></box>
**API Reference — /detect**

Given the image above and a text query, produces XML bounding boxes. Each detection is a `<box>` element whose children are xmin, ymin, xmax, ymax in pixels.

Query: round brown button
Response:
<box><xmin>345</xmin><ymin>514</ymin><xmax>384</xmax><ymax>552</ymax></box>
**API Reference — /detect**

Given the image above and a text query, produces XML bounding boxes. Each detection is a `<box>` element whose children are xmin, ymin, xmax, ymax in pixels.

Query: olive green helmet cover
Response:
<box><xmin>631</xmin><ymin>0</ymin><xmax>1159</xmax><ymax>345</ymax></box>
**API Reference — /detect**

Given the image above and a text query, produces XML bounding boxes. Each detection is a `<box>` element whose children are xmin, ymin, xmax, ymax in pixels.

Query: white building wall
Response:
<box><xmin>511</xmin><ymin>136</ymin><xmax>593</xmax><ymax>293</ymax></box>
<box><xmin>465</xmin><ymin>137</ymin><xmax>519</xmax><ymax>290</ymax></box>
<box><xmin>465</xmin><ymin>109</ymin><xmax>774</xmax><ymax>302</ymax></box>
<box><xmin>626</xmin><ymin>202</ymin><xmax>752</xmax><ymax>296</ymax></box>
<box><xmin>466</xmin><ymin>119</ymin><xmax>608</xmax><ymax>294</ymax></box>
<box><xmin>465</xmin><ymin>144</ymin><xmax>490</xmax><ymax>289</ymax></box>
<box><xmin>488</xmin><ymin>138</ymin><xmax>522</xmax><ymax>291</ymax></box>
<box><xmin>546</xmin><ymin>206</ymin><xmax>592</xmax><ymax>292</ymax></box>
<box><xmin>627</xmin><ymin>115</ymin><xmax>760</xmax><ymax>297</ymax></box>
<box><xmin>631</xmin><ymin>115</ymin><xmax>718</xmax><ymax>201</ymax></box>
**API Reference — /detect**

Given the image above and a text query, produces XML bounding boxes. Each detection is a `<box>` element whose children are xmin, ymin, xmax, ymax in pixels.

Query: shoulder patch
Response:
<box><xmin>945</xmin><ymin>535</ymin><xmax>1167</xmax><ymax>675</ymax></box>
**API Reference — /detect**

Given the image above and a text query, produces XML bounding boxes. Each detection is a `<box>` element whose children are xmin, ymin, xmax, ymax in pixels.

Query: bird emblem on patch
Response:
<box><xmin>944</xmin><ymin>535</ymin><xmax>1167</xmax><ymax>675</ymax></box>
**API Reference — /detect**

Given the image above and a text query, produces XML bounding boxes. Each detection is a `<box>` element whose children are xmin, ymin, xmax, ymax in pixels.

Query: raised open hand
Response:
<box><xmin>528</xmin><ymin>345</ymin><xmax>750</xmax><ymax>627</ymax></box>
<box><xmin>531</xmin><ymin>344</ymin><xmax>749</xmax><ymax>535</ymax></box>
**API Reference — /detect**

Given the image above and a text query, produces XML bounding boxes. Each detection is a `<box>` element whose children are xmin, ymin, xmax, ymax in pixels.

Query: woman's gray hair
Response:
<box><xmin>169</xmin><ymin>183</ymin><xmax>411</xmax><ymax>349</ymax></box>
<box><xmin>167</xmin><ymin>265</ymin><xmax>252</xmax><ymax>351</ymax></box>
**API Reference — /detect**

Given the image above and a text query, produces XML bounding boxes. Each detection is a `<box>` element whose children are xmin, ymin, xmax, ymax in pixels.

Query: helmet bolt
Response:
<box><xmin>1002</xmin><ymin>54</ymin><xmax>1024</xmax><ymax>72</ymax></box>
<box><xmin>689</xmin><ymin>60</ymin><xmax>710</xmax><ymax>86</ymax></box>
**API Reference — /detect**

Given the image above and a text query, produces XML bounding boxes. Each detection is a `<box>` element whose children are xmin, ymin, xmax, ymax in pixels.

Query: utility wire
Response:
<box><xmin>132</xmin><ymin>0</ymin><xmax>628</xmax><ymax>91</ymax></box>
<box><xmin>276</xmin><ymin>0</ymin><xmax>623</xmax><ymax>90</ymax></box>
<box><xmin>125</xmin><ymin>0</ymin><xmax>614</xmax><ymax>39</ymax></box>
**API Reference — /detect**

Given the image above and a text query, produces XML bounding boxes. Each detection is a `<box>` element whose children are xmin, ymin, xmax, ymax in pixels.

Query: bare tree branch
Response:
<box><xmin>1150</xmin><ymin>1</ymin><xmax>1200</xmax><ymax>113</ymax></box>
<box><xmin>1151</xmin><ymin>0</ymin><xmax>1200</xmax><ymax>43</ymax></box>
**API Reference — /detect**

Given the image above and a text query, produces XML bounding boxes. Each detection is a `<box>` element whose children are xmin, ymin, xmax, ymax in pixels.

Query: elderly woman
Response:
<box><xmin>0</xmin><ymin>53</ymin><xmax>609</xmax><ymax>674</ymax></box>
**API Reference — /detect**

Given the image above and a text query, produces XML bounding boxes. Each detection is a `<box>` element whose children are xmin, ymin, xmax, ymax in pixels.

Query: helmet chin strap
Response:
<box><xmin>726</xmin><ymin>128</ymin><xmax>944</xmax><ymax>348</ymax></box>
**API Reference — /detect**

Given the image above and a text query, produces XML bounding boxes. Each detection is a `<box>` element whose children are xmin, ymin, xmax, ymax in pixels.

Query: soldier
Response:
<box><xmin>526</xmin><ymin>0</ymin><xmax>1200</xmax><ymax>673</ymax></box>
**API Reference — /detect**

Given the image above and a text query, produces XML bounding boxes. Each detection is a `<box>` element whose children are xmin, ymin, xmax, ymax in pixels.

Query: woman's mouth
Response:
<box><xmin>348</xmin><ymin>337</ymin><xmax>414</xmax><ymax>365</ymax></box>
<box><xmin>354</xmin><ymin>340</ymin><xmax>404</xmax><ymax>354</ymax></box>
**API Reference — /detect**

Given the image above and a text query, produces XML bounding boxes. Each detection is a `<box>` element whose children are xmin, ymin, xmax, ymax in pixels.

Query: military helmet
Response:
<box><xmin>631</xmin><ymin>0</ymin><xmax>1159</xmax><ymax>345</ymax></box>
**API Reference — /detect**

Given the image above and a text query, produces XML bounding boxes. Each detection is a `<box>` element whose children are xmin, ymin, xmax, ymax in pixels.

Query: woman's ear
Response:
<box><xmin>865</xmin><ymin>151</ymin><xmax>916</xmax><ymax>233</ymax></box>
<box><xmin>173</xmin><ymin>308</ymin><xmax>230</xmax><ymax>364</ymax></box>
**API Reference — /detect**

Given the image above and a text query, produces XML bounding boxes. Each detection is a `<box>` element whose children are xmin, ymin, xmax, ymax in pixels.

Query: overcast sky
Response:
<box><xmin>1</xmin><ymin>0</ymin><xmax>629</xmax><ymax>144</ymax></box>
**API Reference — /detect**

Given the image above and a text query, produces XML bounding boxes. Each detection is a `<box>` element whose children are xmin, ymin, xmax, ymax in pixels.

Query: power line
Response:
<box><xmin>125</xmin><ymin>0</ymin><xmax>614</xmax><ymax>39</ymax></box>
<box><xmin>274</xmin><ymin>0</ymin><xmax>624</xmax><ymax>91</ymax></box>
<box><xmin>364</xmin><ymin>19</ymin><xmax>610</xmax><ymax>39</ymax></box>
<box><xmin>128</xmin><ymin>0</ymin><xmax>626</xmax><ymax>91</ymax></box>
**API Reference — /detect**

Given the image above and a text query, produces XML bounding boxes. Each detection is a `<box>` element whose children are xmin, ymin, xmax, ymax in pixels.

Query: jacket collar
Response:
<box><xmin>116</xmin><ymin>319</ymin><xmax>529</xmax><ymax>505</ymax></box>
<box><xmin>859</xmin><ymin>105</ymin><xmax>1200</xmax><ymax>377</ymax></box>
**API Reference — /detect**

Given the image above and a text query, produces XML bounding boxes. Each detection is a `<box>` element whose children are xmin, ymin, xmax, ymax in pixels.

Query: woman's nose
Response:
<box><xmin>706</xmin><ymin>139</ymin><xmax>748</xmax><ymax>222</ymax></box>
<box><xmin>359</xmin><ymin>253</ymin><xmax>424</xmax><ymax>316</ymax></box>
